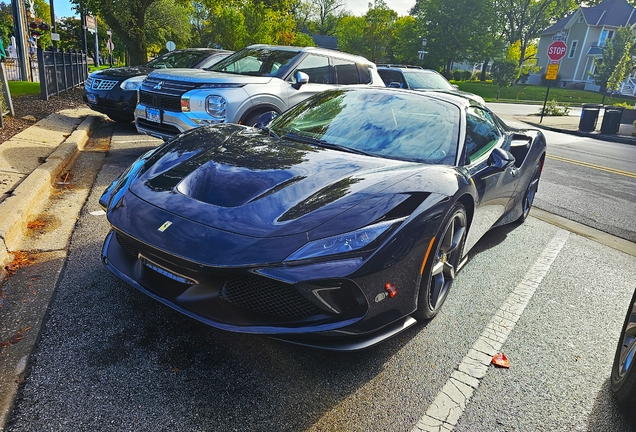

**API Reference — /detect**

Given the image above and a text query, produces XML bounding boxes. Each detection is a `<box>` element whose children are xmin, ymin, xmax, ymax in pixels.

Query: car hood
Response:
<box><xmin>92</xmin><ymin>66</ymin><xmax>154</xmax><ymax>79</ymax></box>
<box><xmin>147</xmin><ymin>68</ymin><xmax>273</xmax><ymax>85</ymax></box>
<box><xmin>421</xmin><ymin>89</ymin><xmax>485</xmax><ymax>104</ymax></box>
<box><xmin>128</xmin><ymin>125</ymin><xmax>432</xmax><ymax>238</ymax></box>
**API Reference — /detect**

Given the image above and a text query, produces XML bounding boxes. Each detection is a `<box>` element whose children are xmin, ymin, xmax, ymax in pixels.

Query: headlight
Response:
<box><xmin>206</xmin><ymin>95</ymin><xmax>227</xmax><ymax>120</ymax></box>
<box><xmin>285</xmin><ymin>219</ymin><xmax>405</xmax><ymax>262</ymax></box>
<box><xmin>120</xmin><ymin>75</ymin><xmax>146</xmax><ymax>91</ymax></box>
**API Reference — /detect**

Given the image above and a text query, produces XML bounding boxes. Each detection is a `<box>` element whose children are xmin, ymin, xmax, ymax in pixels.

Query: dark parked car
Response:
<box><xmin>83</xmin><ymin>48</ymin><xmax>232</xmax><ymax>122</ymax></box>
<box><xmin>377</xmin><ymin>65</ymin><xmax>485</xmax><ymax>104</ymax></box>
<box><xmin>99</xmin><ymin>88</ymin><xmax>546</xmax><ymax>350</ymax></box>
<box><xmin>611</xmin><ymin>288</ymin><xmax>636</xmax><ymax>411</ymax></box>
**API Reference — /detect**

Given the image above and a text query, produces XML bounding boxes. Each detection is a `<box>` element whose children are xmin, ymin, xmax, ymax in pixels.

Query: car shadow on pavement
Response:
<box><xmin>586</xmin><ymin>379</ymin><xmax>635</xmax><ymax>431</ymax></box>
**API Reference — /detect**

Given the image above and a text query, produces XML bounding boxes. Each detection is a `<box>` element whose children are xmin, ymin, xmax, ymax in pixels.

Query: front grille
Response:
<box><xmin>86</xmin><ymin>77</ymin><xmax>118</xmax><ymax>91</ymax></box>
<box><xmin>116</xmin><ymin>233</ymin><xmax>139</xmax><ymax>257</ymax></box>
<box><xmin>142</xmin><ymin>78</ymin><xmax>200</xmax><ymax>95</ymax></box>
<box><xmin>139</xmin><ymin>91</ymin><xmax>181</xmax><ymax>111</ymax></box>
<box><xmin>221</xmin><ymin>275</ymin><xmax>324</xmax><ymax>318</ymax></box>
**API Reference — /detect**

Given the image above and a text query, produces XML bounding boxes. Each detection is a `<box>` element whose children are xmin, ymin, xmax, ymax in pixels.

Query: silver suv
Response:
<box><xmin>135</xmin><ymin>44</ymin><xmax>384</xmax><ymax>140</ymax></box>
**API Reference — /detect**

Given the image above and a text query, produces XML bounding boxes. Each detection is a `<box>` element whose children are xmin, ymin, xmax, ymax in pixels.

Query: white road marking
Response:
<box><xmin>412</xmin><ymin>229</ymin><xmax>570</xmax><ymax>432</ymax></box>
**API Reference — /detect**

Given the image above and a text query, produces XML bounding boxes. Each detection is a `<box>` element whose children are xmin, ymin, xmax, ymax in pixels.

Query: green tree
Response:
<box><xmin>593</xmin><ymin>26</ymin><xmax>636</xmax><ymax>94</ymax></box>
<box><xmin>145</xmin><ymin>0</ymin><xmax>193</xmax><ymax>54</ymax></box>
<box><xmin>412</xmin><ymin>0</ymin><xmax>497</xmax><ymax>75</ymax></box>
<box><xmin>335</xmin><ymin>14</ymin><xmax>367</xmax><ymax>55</ymax></box>
<box><xmin>75</xmin><ymin>0</ymin><xmax>164</xmax><ymax>65</ymax></box>
<box><xmin>389</xmin><ymin>15</ymin><xmax>421</xmax><ymax>65</ymax></box>
<box><xmin>491</xmin><ymin>55</ymin><xmax>520</xmax><ymax>99</ymax></box>
<box><xmin>0</xmin><ymin>2</ymin><xmax>12</xmax><ymax>43</ymax></box>
<box><xmin>364</xmin><ymin>0</ymin><xmax>397</xmax><ymax>63</ymax></box>
<box><xmin>494</xmin><ymin>0</ymin><xmax>576</xmax><ymax>68</ymax></box>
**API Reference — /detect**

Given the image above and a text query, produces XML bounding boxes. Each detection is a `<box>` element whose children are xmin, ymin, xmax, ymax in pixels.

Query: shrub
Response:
<box><xmin>611</xmin><ymin>101</ymin><xmax>635</xmax><ymax>108</ymax></box>
<box><xmin>452</xmin><ymin>70</ymin><xmax>462</xmax><ymax>81</ymax></box>
<box><xmin>539</xmin><ymin>99</ymin><xmax>571</xmax><ymax>116</ymax></box>
<box><xmin>461</xmin><ymin>70</ymin><xmax>472</xmax><ymax>81</ymax></box>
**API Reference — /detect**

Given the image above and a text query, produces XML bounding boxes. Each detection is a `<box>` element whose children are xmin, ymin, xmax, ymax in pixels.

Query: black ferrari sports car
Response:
<box><xmin>100</xmin><ymin>88</ymin><xmax>546</xmax><ymax>350</ymax></box>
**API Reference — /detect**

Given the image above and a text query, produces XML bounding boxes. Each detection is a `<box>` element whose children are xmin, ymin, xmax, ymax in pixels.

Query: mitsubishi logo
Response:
<box><xmin>153</xmin><ymin>81</ymin><xmax>163</xmax><ymax>90</ymax></box>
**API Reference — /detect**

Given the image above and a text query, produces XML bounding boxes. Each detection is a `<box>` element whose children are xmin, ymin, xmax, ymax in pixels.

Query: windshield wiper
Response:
<box><xmin>281</xmin><ymin>133</ymin><xmax>373</xmax><ymax>156</ymax></box>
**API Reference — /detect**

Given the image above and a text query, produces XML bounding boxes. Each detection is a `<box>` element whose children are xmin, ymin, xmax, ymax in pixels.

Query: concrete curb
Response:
<box><xmin>518</xmin><ymin>119</ymin><xmax>636</xmax><ymax>146</ymax></box>
<box><xmin>0</xmin><ymin>115</ymin><xmax>100</xmax><ymax>276</ymax></box>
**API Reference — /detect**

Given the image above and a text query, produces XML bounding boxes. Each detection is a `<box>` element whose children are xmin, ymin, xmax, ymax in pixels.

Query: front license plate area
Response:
<box><xmin>146</xmin><ymin>107</ymin><xmax>162</xmax><ymax>123</ymax></box>
<box><xmin>86</xmin><ymin>93</ymin><xmax>97</xmax><ymax>104</ymax></box>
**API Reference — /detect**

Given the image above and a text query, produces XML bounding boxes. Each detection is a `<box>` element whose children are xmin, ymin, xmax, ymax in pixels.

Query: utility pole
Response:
<box><xmin>10</xmin><ymin>0</ymin><xmax>29</xmax><ymax>81</ymax></box>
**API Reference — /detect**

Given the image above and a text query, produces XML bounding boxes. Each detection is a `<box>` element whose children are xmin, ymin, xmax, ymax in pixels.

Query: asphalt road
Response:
<box><xmin>4</xmin><ymin>117</ymin><xmax>636</xmax><ymax>431</ymax></box>
<box><xmin>490</xmin><ymin>103</ymin><xmax>636</xmax><ymax>243</ymax></box>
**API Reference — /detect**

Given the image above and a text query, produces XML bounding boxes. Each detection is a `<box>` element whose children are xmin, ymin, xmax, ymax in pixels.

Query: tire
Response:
<box><xmin>243</xmin><ymin>110</ymin><xmax>277</xmax><ymax>128</ymax></box>
<box><xmin>516</xmin><ymin>163</ymin><xmax>541</xmax><ymax>223</ymax></box>
<box><xmin>610</xmin><ymin>289</ymin><xmax>636</xmax><ymax>409</ymax></box>
<box><xmin>413</xmin><ymin>203</ymin><xmax>467</xmax><ymax>320</ymax></box>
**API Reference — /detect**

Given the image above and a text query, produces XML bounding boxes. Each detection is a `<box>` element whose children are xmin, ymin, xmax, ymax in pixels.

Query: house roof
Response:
<box><xmin>542</xmin><ymin>0</ymin><xmax>636</xmax><ymax>35</ymax></box>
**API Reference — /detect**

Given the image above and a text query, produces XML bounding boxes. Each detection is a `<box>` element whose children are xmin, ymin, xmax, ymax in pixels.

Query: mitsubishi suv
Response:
<box><xmin>135</xmin><ymin>44</ymin><xmax>384</xmax><ymax>140</ymax></box>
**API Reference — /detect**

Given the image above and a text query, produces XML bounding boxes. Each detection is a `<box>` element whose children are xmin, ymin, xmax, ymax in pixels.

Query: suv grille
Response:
<box><xmin>140</xmin><ymin>78</ymin><xmax>201</xmax><ymax>111</ymax></box>
<box><xmin>221</xmin><ymin>275</ymin><xmax>324</xmax><ymax>318</ymax></box>
<box><xmin>86</xmin><ymin>76</ymin><xmax>118</xmax><ymax>91</ymax></box>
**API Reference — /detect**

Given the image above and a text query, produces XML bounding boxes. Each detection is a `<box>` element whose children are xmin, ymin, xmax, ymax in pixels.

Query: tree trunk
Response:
<box><xmin>480</xmin><ymin>59</ymin><xmax>489</xmax><ymax>81</ymax></box>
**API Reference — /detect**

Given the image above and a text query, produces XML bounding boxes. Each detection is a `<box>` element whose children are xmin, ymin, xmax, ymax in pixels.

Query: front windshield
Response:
<box><xmin>146</xmin><ymin>50</ymin><xmax>213</xmax><ymax>68</ymax></box>
<box><xmin>270</xmin><ymin>89</ymin><xmax>460</xmax><ymax>165</ymax></box>
<box><xmin>404</xmin><ymin>70</ymin><xmax>455</xmax><ymax>90</ymax></box>
<box><xmin>207</xmin><ymin>48</ymin><xmax>301</xmax><ymax>77</ymax></box>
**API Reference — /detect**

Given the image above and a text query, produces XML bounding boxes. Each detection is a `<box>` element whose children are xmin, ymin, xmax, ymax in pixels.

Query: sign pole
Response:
<box><xmin>540</xmin><ymin>82</ymin><xmax>551</xmax><ymax>123</ymax></box>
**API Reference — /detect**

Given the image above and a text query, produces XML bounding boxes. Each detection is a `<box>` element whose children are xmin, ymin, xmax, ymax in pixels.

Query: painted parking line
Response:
<box><xmin>546</xmin><ymin>154</ymin><xmax>636</xmax><ymax>179</ymax></box>
<box><xmin>411</xmin><ymin>229</ymin><xmax>570</xmax><ymax>432</ymax></box>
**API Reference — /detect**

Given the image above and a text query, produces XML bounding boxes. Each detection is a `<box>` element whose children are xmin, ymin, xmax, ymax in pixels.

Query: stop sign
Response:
<box><xmin>547</xmin><ymin>41</ymin><xmax>567</xmax><ymax>62</ymax></box>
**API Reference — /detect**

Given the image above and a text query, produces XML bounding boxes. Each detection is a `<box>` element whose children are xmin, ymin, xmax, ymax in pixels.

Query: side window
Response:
<box><xmin>293</xmin><ymin>54</ymin><xmax>330</xmax><ymax>84</ymax></box>
<box><xmin>357</xmin><ymin>64</ymin><xmax>372</xmax><ymax>84</ymax></box>
<box><xmin>333</xmin><ymin>58</ymin><xmax>360</xmax><ymax>84</ymax></box>
<box><xmin>465</xmin><ymin>107</ymin><xmax>502</xmax><ymax>163</ymax></box>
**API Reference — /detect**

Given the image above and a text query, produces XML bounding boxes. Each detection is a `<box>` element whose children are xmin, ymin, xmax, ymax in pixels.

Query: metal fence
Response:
<box><xmin>2</xmin><ymin>57</ymin><xmax>39</xmax><ymax>82</ymax></box>
<box><xmin>36</xmin><ymin>48</ymin><xmax>89</xmax><ymax>100</ymax></box>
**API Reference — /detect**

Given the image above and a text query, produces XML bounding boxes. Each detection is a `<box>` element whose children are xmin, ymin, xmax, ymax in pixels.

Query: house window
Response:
<box><xmin>568</xmin><ymin>40</ymin><xmax>578</xmax><ymax>58</ymax></box>
<box><xmin>600</xmin><ymin>29</ymin><xmax>615</xmax><ymax>46</ymax></box>
<box><xmin>578</xmin><ymin>16</ymin><xmax>584</xmax><ymax>23</ymax></box>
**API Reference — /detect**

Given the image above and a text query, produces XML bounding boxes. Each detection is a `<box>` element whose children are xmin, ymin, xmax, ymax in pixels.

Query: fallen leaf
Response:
<box><xmin>8</xmin><ymin>334</ymin><xmax>24</xmax><ymax>344</ymax></box>
<box><xmin>27</xmin><ymin>220</ymin><xmax>46</xmax><ymax>230</ymax></box>
<box><xmin>492</xmin><ymin>352</ymin><xmax>510</xmax><ymax>368</ymax></box>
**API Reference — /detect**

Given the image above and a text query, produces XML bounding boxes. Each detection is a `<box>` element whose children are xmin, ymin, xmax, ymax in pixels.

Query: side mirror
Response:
<box><xmin>387</xmin><ymin>81</ymin><xmax>402</xmax><ymax>88</ymax></box>
<box><xmin>452</xmin><ymin>84</ymin><xmax>459</xmax><ymax>90</ymax></box>
<box><xmin>293</xmin><ymin>71</ymin><xmax>309</xmax><ymax>89</ymax></box>
<box><xmin>477</xmin><ymin>147</ymin><xmax>516</xmax><ymax>178</ymax></box>
<box><xmin>254</xmin><ymin>111</ymin><xmax>279</xmax><ymax>129</ymax></box>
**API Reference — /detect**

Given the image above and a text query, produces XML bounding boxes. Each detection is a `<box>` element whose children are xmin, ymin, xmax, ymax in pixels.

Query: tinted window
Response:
<box><xmin>357</xmin><ymin>64</ymin><xmax>372</xmax><ymax>84</ymax></box>
<box><xmin>465</xmin><ymin>107</ymin><xmax>502</xmax><ymax>163</ymax></box>
<box><xmin>294</xmin><ymin>54</ymin><xmax>331</xmax><ymax>84</ymax></box>
<box><xmin>147</xmin><ymin>50</ymin><xmax>216</xmax><ymax>68</ymax></box>
<box><xmin>209</xmin><ymin>48</ymin><xmax>300</xmax><ymax>77</ymax></box>
<box><xmin>270</xmin><ymin>89</ymin><xmax>460</xmax><ymax>165</ymax></box>
<box><xmin>403</xmin><ymin>70</ymin><xmax>454</xmax><ymax>90</ymax></box>
<box><xmin>333</xmin><ymin>58</ymin><xmax>360</xmax><ymax>84</ymax></box>
<box><xmin>378</xmin><ymin>70</ymin><xmax>406</xmax><ymax>88</ymax></box>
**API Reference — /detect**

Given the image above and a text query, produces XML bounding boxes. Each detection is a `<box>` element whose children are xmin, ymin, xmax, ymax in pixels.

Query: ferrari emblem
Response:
<box><xmin>158</xmin><ymin>221</ymin><xmax>172</xmax><ymax>232</ymax></box>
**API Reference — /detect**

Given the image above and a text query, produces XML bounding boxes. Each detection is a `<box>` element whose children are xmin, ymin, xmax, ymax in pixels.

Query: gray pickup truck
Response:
<box><xmin>135</xmin><ymin>44</ymin><xmax>385</xmax><ymax>140</ymax></box>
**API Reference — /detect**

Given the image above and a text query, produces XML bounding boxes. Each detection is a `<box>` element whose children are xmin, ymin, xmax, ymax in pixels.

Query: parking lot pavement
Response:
<box><xmin>2</xmin><ymin>124</ymin><xmax>635</xmax><ymax>431</ymax></box>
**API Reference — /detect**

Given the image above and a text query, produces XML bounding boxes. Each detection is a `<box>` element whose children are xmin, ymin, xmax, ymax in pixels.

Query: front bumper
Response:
<box><xmin>135</xmin><ymin>103</ymin><xmax>220</xmax><ymax>141</ymax></box>
<box><xmin>84</xmin><ymin>88</ymin><xmax>137</xmax><ymax>121</ymax></box>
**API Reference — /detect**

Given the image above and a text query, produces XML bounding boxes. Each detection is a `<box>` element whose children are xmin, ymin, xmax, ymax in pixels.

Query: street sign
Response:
<box><xmin>166</xmin><ymin>41</ymin><xmax>176</xmax><ymax>51</ymax></box>
<box><xmin>545</xmin><ymin>64</ymin><xmax>559</xmax><ymax>80</ymax></box>
<box><xmin>85</xmin><ymin>16</ymin><xmax>96</xmax><ymax>31</ymax></box>
<box><xmin>107</xmin><ymin>38</ymin><xmax>114</xmax><ymax>53</ymax></box>
<box><xmin>547</xmin><ymin>40</ymin><xmax>567</xmax><ymax>62</ymax></box>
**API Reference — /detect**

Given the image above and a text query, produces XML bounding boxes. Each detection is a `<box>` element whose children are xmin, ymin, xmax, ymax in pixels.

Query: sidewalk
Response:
<box><xmin>512</xmin><ymin>110</ymin><xmax>636</xmax><ymax>146</ymax></box>
<box><xmin>0</xmin><ymin>108</ymin><xmax>106</xmax><ymax>275</ymax></box>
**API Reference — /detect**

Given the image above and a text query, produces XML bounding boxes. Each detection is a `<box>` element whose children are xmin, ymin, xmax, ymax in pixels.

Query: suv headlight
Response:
<box><xmin>120</xmin><ymin>75</ymin><xmax>146</xmax><ymax>91</ymax></box>
<box><xmin>206</xmin><ymin>95</ymin><xmax>227</xmax><ymax>120</ymax></box>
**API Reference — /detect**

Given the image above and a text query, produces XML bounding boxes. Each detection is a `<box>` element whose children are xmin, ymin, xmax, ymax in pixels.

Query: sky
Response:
<box><xmin>51</xmin><ymin>0</ymin><xmax>415</xmax><ymax>20</ymax></box>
